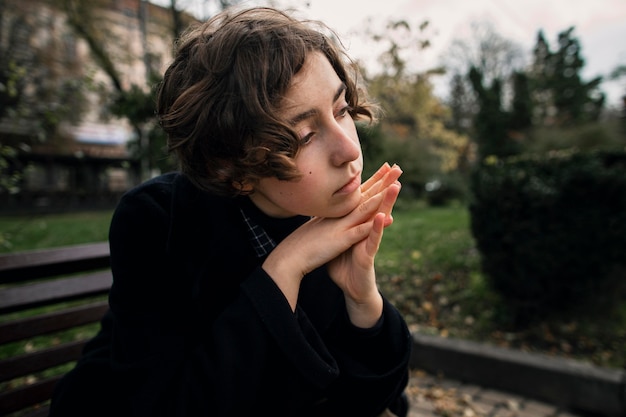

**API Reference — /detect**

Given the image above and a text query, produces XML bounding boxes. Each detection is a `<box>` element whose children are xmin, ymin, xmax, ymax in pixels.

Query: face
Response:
<box><xmin>248</xmin><ymin>52</ymin><xmax>363</xmax><ymax>218</ymax></box>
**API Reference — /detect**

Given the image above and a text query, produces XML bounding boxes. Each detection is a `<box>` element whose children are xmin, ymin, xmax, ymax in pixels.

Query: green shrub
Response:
<box><xmin>469</xmin><ymin>151</ymin><xmax>626</xmax><ymax>323</ymax></box>
<box><xmin>425</xmin><ymin>173</ymin><xmax>469</xmax><ymax>206</ymax></box>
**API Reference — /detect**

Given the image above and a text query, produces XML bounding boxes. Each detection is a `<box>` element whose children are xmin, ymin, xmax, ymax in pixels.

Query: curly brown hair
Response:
<box><xmin>157</xmin><ymin>7</ymin><xmax>377</xmax><ymax>197</ymax></box>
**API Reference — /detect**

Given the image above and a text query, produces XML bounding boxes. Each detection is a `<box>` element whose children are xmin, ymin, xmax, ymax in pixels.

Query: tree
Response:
<box><xmin>609</xmin><ymin>64</ymin><xmax>626</xmax><ymax>134</ymax></box>
<box><xmin>56</xmin><ymin>0</ymin><xmax>243</xmax><ymax>178</ymax></box>
<box><xmin>467</xmin><ymin>66</ymin><xmax>532</xmax><ymax>160</ymax></box>
<box><xmin>56</xmin><ymin>0</ymin><xmax>166</xmax><ymax>178</ymax></box>
<box><xmin>0</xmin><ymin>0</ymin><xmax>86</xmax><ymax>194</ymax></box>
<box><xmin>510</xmin><ymin>71</ymin><xmax>533</xmax><ymax>132</ymax></box>
<box><xmin>442</xmin><ymin>21</ymin><xmax>525</xmax><ymax>157</ymax></box>
<box><xmin>529</xmin><ymin>27</ymin><xmax>605</xmax><ymax>127</ymax></box>
<box><xmin>444</xmin><ymin>20</ymin><xmax>525</xmax><ymax>88</ymax></box>
<box><xmin>447</xmin><ymin>73</ymin><xmax>474</xmax><ymax>135</ymax></box>
<box><xmin>363</xmin><ymin>18</ymin><xmax>471</xmax><ymax>197</ymax></box>
<box><xmin>468</xmin><ymin>67</ymin><xmax>511</xmax><ymax>159</ymax></box>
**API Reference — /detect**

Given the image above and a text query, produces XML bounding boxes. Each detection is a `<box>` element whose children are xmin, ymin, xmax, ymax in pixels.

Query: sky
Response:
<box><xmin>264</xmin><ymin>0</ymin><xmax>626</xmax><ymax>107</ymax></box>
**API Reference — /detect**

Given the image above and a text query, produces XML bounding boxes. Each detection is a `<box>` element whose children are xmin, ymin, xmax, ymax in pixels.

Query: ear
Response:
<box><xmin>233</xmin><ymin>180</ymin><xmax>254</xmax><ymax>193</ymax></box>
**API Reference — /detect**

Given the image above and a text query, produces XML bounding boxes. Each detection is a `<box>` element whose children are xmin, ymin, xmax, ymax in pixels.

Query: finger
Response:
<box><xmin>338</xmin><ymin>179</ymin><xmax>400</xmax><ymax>244</ymax></box>
<box><xmin>365</xmin><ymin>212</ymin><xmax>386</xmax><ymax>257</ymax></box>
<box><xmin>379</xmin><ymin>182</ymin><xmax>401</xmax><ymax>227</ymax></box>
<box><xmin>381</xmin><ymin>165</ymin><xmax>403</xmax><ymax>189</ymax></box>
<box><xmin>339</xmin><ymin>190</ymin><xmax>388</xmax><ymax>242</ymax></box>
<box><xmin>363</xmin><ymin>165</ymin><xmax>403</xmax><ymax>201</ymax></box>
<box><xmin>360</xmin><ymin>162</ymin><xmax>391</xmax><ymax>195</ymax></box>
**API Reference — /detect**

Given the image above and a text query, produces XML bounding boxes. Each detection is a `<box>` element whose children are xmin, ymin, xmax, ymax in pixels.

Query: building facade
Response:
<box><xmin>0</xmin><ymin>0</ymin><xmax>193</xmax><ymax>211</ymax></box>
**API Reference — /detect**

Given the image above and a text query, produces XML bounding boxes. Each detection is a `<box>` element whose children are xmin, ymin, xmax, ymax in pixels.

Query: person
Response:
<box><xmin>49</xmin><ymin>6</ymin><xmax>411</xmax><ymax>417</ymax></box>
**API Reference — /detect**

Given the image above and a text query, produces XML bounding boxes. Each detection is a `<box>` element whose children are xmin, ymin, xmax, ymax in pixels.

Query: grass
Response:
<box><xmin>0</xmin><ymin>211</ymin><xmax>112</xmax><ymax>397</ymax></box>
<box><xmin>376</xmin><ymin>200</ymin><xmax>492</xmax><ymax>339</ymax></box>
<box><xmin>1</xmin><ymin>203</ymin><xmax>624</xmax><ymax>370</ymax></box>
<box><xmin>0</xmin><ymin>210</ymin><xmax>113</xmax><ymax>252</ymax></box>
<box><xmin>376</xmin><ymin>200</ymin><xmax>625</xmax><ymax>370</ymax></box>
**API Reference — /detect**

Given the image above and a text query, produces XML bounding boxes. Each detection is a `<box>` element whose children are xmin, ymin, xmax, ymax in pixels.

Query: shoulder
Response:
<box><xmin>122</xmin><ymin>172</ymin><xmax>180</xmax><ymax>205</ymax></box>
<box><xmin>117</xmin><ymin>172</ymin><xmax>210</xmax><ymax>216</ymax></box>
<box><xmin>109</xmin><ymin>173</ymin><xmax>182</xmax><ymax>242</ymax></box>
<box><xmin>111</xmin><ymin>172</ymin><xmax>243</xmax><ymax>248</ymax></box>
<box><xmin>110</xmin><ymin>172</ymin><xmax>202</xmax><ymax>237</ymax></box>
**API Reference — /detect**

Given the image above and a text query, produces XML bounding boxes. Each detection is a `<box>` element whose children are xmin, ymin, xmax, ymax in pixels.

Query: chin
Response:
<box><xmin>326</xmin><ymin>194</ymin><xmax>362</xmax><ymax>218</ymax></box>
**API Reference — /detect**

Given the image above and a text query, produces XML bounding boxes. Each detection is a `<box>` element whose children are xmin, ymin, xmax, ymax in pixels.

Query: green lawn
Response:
<box><xmin>0</xmin><ymin>203</ymin><xmax>623</xmax><ymax>369</ymax></box>
<box><xmin>376</xmin><ymin>200</ymin><xmax>494</xmax><ymax>340</ymax></box>
<box><xmin>376</xmin><ymin>200</ymin><xmax>625</xmax><ymax>369</ymax></box>
<box><xmin>0</xmin><ymin>210</ymin><xmax>113</xmax><ymax>252</ymax></box>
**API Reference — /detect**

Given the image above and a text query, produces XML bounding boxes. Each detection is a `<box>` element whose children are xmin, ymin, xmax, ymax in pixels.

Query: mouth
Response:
<box><xmin>334</xmin><ymin>173</ymin><xmax>362</xmax><ymax>195</ymax></box>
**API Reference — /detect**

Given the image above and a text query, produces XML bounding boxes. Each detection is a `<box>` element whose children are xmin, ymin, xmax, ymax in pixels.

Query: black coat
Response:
<box><xmin>50</xmin><ymin>172</ymin><xmax>411</xmax><ymax>417</ymax></box>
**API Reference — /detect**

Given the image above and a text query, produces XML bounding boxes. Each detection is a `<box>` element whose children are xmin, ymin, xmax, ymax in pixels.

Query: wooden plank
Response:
<box><xmin>21</xmin><ymin>405</ymin><xmax>51</xmax><ymax>417</ymax></box>
<box><xmin>0</xmin><ymin>271</ymin><xmax>112</xmax><ymax>315</ymax></box>
<box><xmin>0</xmin><ymin>376</ymin><xmax>59</xmax><ymax>415</ymax></box>
<box><xmin>0</xmin><ymin>340</ymin><xmax>86</xmax><ymax>383</ymax></box>
<box><xmin>0</xmin><ymin>301</ymin><xmax>108</xmax><ymax>344</ymax></box>
<box><xmin>0</xmin><ymin>242</ymin><xmax>110</xmax><ymax>284</ymax></box>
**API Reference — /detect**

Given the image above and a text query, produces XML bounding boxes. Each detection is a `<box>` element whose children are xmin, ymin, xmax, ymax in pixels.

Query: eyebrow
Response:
<box><xmin>288</xmin><ymin>83</ymin><xmax>347</xmax><ymax>126</ymax></box>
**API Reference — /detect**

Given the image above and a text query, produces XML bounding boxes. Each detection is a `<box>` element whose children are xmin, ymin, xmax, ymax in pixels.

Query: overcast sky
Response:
<box><xmin>183</xmin><ymin>0</ymin><xmax>626</xmax><ymax>106</ymax></box>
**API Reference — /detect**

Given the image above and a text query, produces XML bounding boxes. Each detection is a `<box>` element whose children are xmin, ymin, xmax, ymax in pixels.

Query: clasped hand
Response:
<box><xmin>262</xmin><ymin>163</ymin><xmax>402</xmax><ymax>328</ymax></box>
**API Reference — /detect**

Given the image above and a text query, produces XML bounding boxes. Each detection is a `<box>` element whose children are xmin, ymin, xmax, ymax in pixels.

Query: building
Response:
<box><xmin>0</xmin><ymin>0</ymin><xmax>195</xmax><ymax>211</ymax></box>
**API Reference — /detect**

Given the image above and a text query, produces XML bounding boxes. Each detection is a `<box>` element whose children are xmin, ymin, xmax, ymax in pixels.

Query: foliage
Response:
<box><xmin>609</xmin><ymin>63</ymin><xmax>626</xmax><ymax>134</ymax></box>
<box><xmin>443</xmin><ymin>20</ymin><xmax>525</xmax><ymax>89</ymax></box>
<box><xmin>469</xmin><ymin>150</ymin><xmax>626</xmax><ymax>324</ymax></box>
<box><xmin>443</xmin><ymin>21</ymin><xmax>526</xmax><ymax>138</ymax></box>
<box><xmin>0</xmin><ymin>145</ymin><xmax>21</xmax><ymax>195</ymax></box>
<box><xmin>1</xmin><ymin>0</ymin><xmax>88</xmax><ymax>126</ymax></box>
<box><xmin>525</xmin><ymin>119</ymin><xmax>626</xmax><ymax>154</ymax></box>
<box><xmin>362</xmin><ymin>18</ymin><xmax>472</xmax><ymax>199</ymax></box>
<box><xmin>529</xmin><ymin>28</ymin><xmax>605</xmax><ymax>127</ymax></box>
<box><xmin>468</xmin><ymin>67</ymin><xmax>526</xmax><ymax>159</ymax></box>
<box><xmin>54</xmin><ymin>0</ymin><xmax>231</xmax><ymax>178</ymax></box>
<box><xmin>0</xmin><ymin>60</ymin><xmax>23</xmax><ymax>119</ymax></box>
<box><xmin>445</xmin><ymin>23</ymin><xmax>611</xmax><ymax>161</ymax></box>
<box><xmin>0</xmin><ymin>0</ymin><xmax>88</xmax><ymax>194</ymax></box>
<box><xmin>378</xmin><ymin>201</ymin><xmax>625</xmax><ymax>369</ymax></box>
<box><xmin>423</xmin><ymin>172</ymin><xmax>469</xmax><ymax>206</ymax></box>
<box><xmin>109</xmin><ymin>72</ymin><xmax>177</xmax><ymax>174</ymax></box>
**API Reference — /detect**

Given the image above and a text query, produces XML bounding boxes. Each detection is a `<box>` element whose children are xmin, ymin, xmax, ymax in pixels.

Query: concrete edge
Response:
<box><xmin>410</xmin><ymin>332</ymin><xmax>626</xmax><ymax>417</ymax></box>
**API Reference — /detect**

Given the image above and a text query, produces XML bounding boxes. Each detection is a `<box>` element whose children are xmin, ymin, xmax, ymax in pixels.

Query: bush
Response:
<box><xmin>425</xmin><ymin>173</ymin><xmax>469</xmax><ymax>206</ymax></box>
<box><xmin>469</xmin><ymin>150</ymin><xmax>626</xmax><ymax>323</ymax></box>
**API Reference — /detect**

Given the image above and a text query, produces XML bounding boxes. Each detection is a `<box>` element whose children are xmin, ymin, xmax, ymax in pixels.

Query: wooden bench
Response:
<box><xmin>0</xmin><ymin>242</ymin><xmax>112</xmax><ymax>417</ymax></box>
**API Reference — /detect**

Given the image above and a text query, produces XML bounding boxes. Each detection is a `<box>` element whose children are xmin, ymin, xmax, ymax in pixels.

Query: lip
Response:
<box><xmin>334</xmin><ymin>173</ymin><xmax>361</xmax><ymax>195</ymax></box>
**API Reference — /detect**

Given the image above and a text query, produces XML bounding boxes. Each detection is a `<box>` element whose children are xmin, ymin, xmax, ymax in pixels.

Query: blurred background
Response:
<box><xmin>2</xmin><ymin>0</ymin><xmax>624</xmax><ymax>210</ymax></box>
<box><xmin>1</xmin><ymin>0</ymin><xmax>624</xmax><ymax>372</ymax></box>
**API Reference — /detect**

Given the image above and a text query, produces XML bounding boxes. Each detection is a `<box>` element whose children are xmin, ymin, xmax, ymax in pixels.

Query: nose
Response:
<box><xmin>329</xmin><ymin>121</ymin><xmax>361</xmax><ymax>167</ymax></box>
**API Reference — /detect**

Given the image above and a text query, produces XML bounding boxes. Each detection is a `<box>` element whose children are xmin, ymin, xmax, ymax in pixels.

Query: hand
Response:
<box><xmin>327</xmin><ymin>164</ymin><xmax>402</xmax><ymax>327</ymax></box>
<box><xmin>262</xmin><ymin>163</ymin><xmax>402</xmax><ymax>325</ymax></box>
<box><xmin>360</xmin><ymin>162</ymin><xmax>402</xmax><ymax>225</ymax></box>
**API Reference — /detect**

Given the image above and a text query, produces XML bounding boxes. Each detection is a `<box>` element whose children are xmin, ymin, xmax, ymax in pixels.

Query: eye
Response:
<box><xmin>300</xmin><ymin>131</ymin><xmax>315</xmax><ymax>145</ymax></box>
<box><xmin>336</xmin><ymin>105</ymin><xmax>353</xmax><ymax>119</ymax></box>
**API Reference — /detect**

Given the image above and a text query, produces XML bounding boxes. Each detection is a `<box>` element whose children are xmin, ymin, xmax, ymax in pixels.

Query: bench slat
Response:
<box><xmin>0</xmin><ymin>271</ymin><xmax>112</xmax><ymax>315</ymax></box>
<box><xmin>0</xmin><ymin>242</ymin><xmax>110</xmax><ymax>284</ymax></box>
<box><xmin>20</xmin><ymin>405</ymin><xmax>50</xmax><ymax>417</ymax></box>
<box><xmin>0</xmin><ymin>301</ymin><xmax>108</xmax><ymax>345</ymax></box>
<box><xmin>20</xmin><ymin>406</ymin><xmax>51</xmax><ymax>417</ymax></box>
<box><xmin>0</xmin><ymin>243</ymin><xmax>112</xmax><ymax>416</ymax></box>
<box><xmin>0</xmin><ymin>340</ymin><xmax>87</xmax><ymax>383</ymax></box>
<box><xmin>0</xmin><ymin>376</ymin><xmax>59</xmax><ymax>415</ymax></box>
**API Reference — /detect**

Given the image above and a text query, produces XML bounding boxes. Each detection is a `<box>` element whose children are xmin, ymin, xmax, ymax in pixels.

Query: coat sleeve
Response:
<box><xmin>322</xmin><ymin>297</ymin><xmax>412</xmax><ymax>415</ymax></box>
